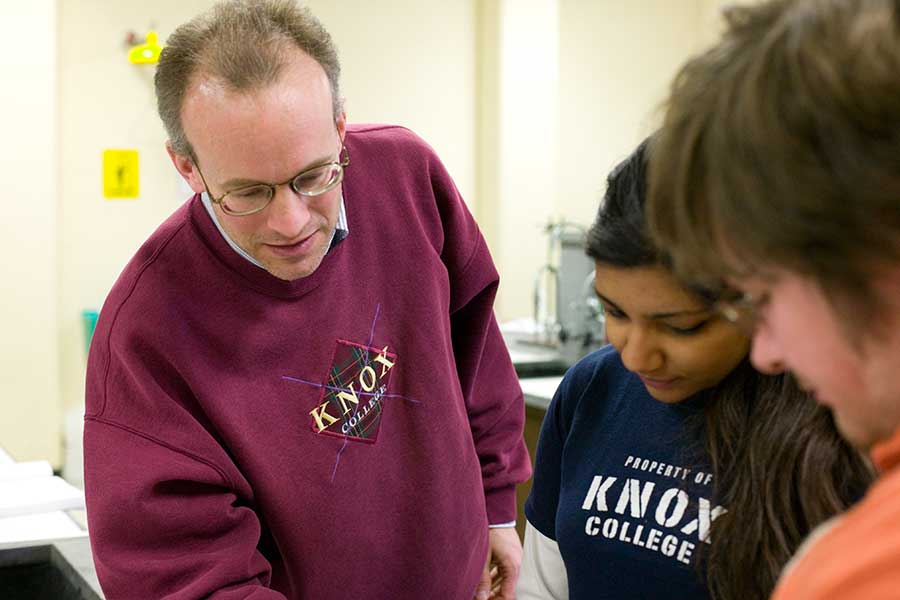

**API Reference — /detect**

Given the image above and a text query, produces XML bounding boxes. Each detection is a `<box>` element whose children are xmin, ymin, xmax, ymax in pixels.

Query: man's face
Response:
<box><xmin>740</xmin><ymin>268</ymin><xmax>900</xmax><ymax>450</ymax></box>
<box><xmin>173</xmin><ymin>48</ymin><xmax>345</xmax><ymax>281</ymax></box>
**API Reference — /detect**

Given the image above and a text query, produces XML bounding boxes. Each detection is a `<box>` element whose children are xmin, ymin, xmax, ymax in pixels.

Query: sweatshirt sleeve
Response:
<box><xmin>448</xmin><ymin>233</ymin><xmax>532</xmax><ymax>524</ymax></box>
<box><xmin>83</xmin><ymin>296</ymin><xmax>285</xmax><ymax>599</ymax></box>
<box><xmin>426</xmin><ymin>157</ymin><xmax>531</xmax><ymax>526</ymax></box>
<box><xmin>83</xmin><ymin>419</ymin><xmax>285</xmax><ymax>600</ymax></box>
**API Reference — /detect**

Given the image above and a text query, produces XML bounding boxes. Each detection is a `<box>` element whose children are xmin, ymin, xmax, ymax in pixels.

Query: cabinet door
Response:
<box><xmin>515</xmin><ymin>404</ymin><xmax>547</xmax><ymax>539</ymax></box>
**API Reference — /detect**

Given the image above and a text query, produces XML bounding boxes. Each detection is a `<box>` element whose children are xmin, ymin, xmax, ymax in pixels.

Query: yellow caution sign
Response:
<box><xmin>103</xmin><ymin>149</ymin><xmax>140</xmax><ymax>199</ymax></box>
<box><xmin>128</xmin><ymin>31</ymin><xmax>163</xmax><ymax>65</ymax></box>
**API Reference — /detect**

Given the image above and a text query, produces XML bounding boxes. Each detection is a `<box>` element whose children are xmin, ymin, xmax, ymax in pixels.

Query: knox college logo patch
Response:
<box><xmin>308</xmin><ymin>340</ymin><xmax>397</xmax><ymax>442</ymax></box>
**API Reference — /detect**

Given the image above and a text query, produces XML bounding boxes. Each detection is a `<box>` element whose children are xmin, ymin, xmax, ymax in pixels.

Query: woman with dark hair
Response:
<box><xmin>516</xmin><ymin>139</ymin><xmax>873</xmax><ymax>600</ymax></box>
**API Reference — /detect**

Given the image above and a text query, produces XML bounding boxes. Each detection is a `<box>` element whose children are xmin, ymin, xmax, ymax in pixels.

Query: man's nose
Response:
<box><xmin>266</xmin><ymin>185</ymin><xmax>311</xmax><ymax>237</ymax></box>
<box><xmin>749</xmin><ymin>325</ymin><xmax>786</xmax><ymax>374</ymax></box>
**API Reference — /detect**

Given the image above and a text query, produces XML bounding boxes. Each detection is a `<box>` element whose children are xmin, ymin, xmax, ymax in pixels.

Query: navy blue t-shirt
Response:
<box><xmin>525</xmin><ymin>345</ymin><xmax>724</xmax><ymax>599</ymax></box>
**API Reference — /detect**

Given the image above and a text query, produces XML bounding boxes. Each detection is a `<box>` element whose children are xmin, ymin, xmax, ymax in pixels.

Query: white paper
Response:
<box><xmin>0</xmin><ymin>476</ymin><xmax>85</xmax><ymax>518</ymax></box>
<box><xmin>0</xmin><ymin>446</ymin><xmax>14</xmax><ymax>465</ymax></box>
<box><xmin>0</xmin><ymin>460</ymin><xmax>54</xmax><ymax>482</ymax></box>
<box><xmin>0</xmin><ymin>511</ymin><xmax>86</xmax><ymax>544</ymax></box>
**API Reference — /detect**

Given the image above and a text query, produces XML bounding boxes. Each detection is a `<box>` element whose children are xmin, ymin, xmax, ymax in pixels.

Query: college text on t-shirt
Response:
<box><xmin>579</xmin><ymin>453</ymin><xmax>726</xmax><ymax>567</ymax></box>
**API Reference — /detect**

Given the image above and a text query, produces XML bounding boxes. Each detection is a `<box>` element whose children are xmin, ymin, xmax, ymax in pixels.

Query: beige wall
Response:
<box><xmin>486</xmin><ymin>0</ymin><xmax>709</xmax><ymax>320</ymax></box>
<box><xmin>556</xmin><ymin>0</ymin><xmax>704</xmax><ymax>226</ymax></box>
<box><xmin>698</xmin><ymin>0</ymin><xmax>754</xmax><ymax>47</ymax></box>
<box><xmin>2</xmin><ymin>0</ymin><xmax>729</xmax><ymax>469</ymax></box>
<box><xmin>308</xmin><ymin>2</ymin><xmax>477</xmax><ymax>202</ymax></box>
<box><xmin>0</xmin><ymin>1</ymin><xmax>60</xmax><ymax>464</ymax></box>
<box><xmin>479</xmin><ymin>0</ymin><xmax>562</xmax><ymax>323</ymax></box>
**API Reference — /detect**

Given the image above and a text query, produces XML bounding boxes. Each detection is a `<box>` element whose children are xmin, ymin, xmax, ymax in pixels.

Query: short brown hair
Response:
<box><xmin>155</xmin><ymin>0</ymin><xmax>342</xmax><ymax>159</ymax></box>
<box><xmin>647</xmin><ymin>0</ymin><xmax>900</xmax><ymax>318</ymax></box>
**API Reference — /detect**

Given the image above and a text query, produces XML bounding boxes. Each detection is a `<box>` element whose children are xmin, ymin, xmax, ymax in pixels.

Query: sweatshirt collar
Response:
<box><xmin>200</xmin><ymin>191</ymin><xmax>349</xmax><ymax>269</ymax></box>
<box><xmin>871</xmin><ymin>425</ymin><xmax>900</xmax><ymax>472</ymax></box>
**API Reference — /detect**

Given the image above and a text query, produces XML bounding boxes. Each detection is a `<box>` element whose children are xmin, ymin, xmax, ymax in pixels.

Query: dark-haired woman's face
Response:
<box><xmin>594</xmin><ymin>262</ymin><xmax>750</xmax><ymax>403</ymax></box>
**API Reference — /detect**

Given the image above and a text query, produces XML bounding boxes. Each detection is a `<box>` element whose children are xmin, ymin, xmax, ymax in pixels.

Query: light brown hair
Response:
<box><xmin>647</xmin><ymin>0</ymin><xmax>900</xmax><ymax>320</ymax></box>
<box><xmin>155</xmin><ymin>0</ymin><xmax>342</xmax><ymax>159</ymax></box>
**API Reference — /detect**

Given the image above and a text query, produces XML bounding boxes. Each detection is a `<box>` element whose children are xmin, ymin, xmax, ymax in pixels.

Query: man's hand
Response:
<box><xmin>474</xmin><ymin>526</ymin><xmax>523</xmax><ymax>600</ymax></box>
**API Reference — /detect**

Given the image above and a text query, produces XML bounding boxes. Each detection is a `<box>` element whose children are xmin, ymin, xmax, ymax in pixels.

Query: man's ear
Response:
<box><xmin>335</xmin><ymin>108</ymin><xmax>347</xmax><ymax>143</ymax></box>
<box><xmin>166</xmin><ymin>141</ymin><xmax>205</xmax><ymax>194</ymax></box>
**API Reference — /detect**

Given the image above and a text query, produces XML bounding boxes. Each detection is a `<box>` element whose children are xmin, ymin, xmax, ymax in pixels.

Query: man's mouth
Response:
<box><xmin>265</xmin><ymin>232</ymin><xmax>318</xmax><ymax>258</ymax></box>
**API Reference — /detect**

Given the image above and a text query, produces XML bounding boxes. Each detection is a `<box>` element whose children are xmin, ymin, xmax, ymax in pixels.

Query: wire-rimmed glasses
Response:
<box><xmin>196</xmin><ymin>146</ymin><xmax>350</xmax><ymax>216</ymax></box>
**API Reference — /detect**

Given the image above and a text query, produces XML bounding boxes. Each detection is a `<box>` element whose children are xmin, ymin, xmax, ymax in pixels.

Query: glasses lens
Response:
<box><xmin>222</xmin><ymin>185</ymin><xmax>274</xmax><ymax>215</ymax></box>
<box><xmin>293</xmin><ymin>164</ymin><xmax>343</xmax><ymax>196</ymax></box>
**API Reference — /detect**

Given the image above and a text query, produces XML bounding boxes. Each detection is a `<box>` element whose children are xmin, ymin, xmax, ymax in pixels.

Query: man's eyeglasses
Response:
<box><xmin>714</xmin><ymin>291</ymin><xmax>768</xmax><ymax>335</ymax></box>
<box><xmin>195</xmin><ymin>146</ymin><xmax>350</xmax><ymax>216</ymax></box>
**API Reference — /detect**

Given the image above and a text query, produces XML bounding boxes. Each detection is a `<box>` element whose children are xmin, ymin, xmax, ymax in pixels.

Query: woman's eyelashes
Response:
<box><xmin>600</xmin><ymin>302</ymin><xmax>710</xmax><ymax>337</ymax></box>
<box><xmin>601</xmin><ymin>304</ymin><xmax>626</xmax><ymax>319</ymax></box>
<box><xmin>664</xmin><ymin>321</ymin><xmax>710</xmax><ymax>336</ymax></box>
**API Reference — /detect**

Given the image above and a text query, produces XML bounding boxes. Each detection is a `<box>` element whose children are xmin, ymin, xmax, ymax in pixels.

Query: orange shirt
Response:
<box><xmin>771</xmin><ymin>427</ymin><xmax>900</xmax><ymax>599</ymax></box>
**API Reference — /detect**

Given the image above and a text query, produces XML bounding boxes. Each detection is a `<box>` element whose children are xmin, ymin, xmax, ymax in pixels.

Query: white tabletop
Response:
<box><xmin>519</xmin><ymin>375</ymin><xmax>563</xmax><ymax>411</ymax></box>
<box><xmin>0</xmin><ymin>447</ymin><xmax>87</xmax><ymax>544</ymax></box>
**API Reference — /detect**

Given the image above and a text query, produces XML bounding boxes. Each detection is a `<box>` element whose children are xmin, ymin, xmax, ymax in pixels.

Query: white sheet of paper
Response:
<box><xmin>0</xmin><ymin>476</ymin><xmax>85</xmax><ymax>518</ymax></box>
<box><xmin>0</xmin><ymin>511</ymin><xmax>86</xmax><ymax>544</ymax></box>
<box><xmin>0</xmin><ymin>460</ymin><xmax>54</xmax><ymax>482</ymax></box>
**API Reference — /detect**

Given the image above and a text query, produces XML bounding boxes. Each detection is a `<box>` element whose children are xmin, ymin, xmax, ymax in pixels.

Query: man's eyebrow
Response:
<box><xmin>595</xmin><ymin>290</ymin><xmax>710</xmax><ymax>319</ymax></box>
<box><xmin>219</xmin><ymin>176</ymin><xmax>265</xmax><ymax>189</ymax></box>
<box><xmin>220</xmin><ymin>152</ymin><xmax>335</xmax><ymax>189</ymax></box>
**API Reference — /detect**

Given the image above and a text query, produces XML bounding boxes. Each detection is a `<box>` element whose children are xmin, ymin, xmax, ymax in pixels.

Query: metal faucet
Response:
<box><xmin>530</xmin><ymin>218</ymin><xmax>605</xmax><ymax>352</ymax></box>
<box><xmin>533</xmin><ymin>263</ymin><xmax>562</xmax><ymax>346</ymax></box>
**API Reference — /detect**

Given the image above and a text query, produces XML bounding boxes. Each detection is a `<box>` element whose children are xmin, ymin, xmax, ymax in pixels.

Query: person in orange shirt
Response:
<box><xmin>645</xmin><ymin>0</ymin><xmax>900</xmax><ymax>598</ymax></box>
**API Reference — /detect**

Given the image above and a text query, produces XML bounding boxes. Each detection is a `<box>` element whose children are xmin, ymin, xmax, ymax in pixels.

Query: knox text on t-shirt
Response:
<box><xmin>579</xmin><ymin>454</ymin><xmax>727</xmax><ymax>567</ymax></box>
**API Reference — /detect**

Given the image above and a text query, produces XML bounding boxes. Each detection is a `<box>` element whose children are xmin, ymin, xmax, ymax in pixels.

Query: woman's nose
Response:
<box><xmin>619</xmin><ymin>328</ymin><xmax>664</xmax><ymax>374</ymax></box>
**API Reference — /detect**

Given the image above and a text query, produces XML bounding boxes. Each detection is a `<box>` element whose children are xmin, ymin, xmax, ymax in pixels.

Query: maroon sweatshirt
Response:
<box><xmin>83</xmin><ymin>124</ymin><xmax>531</xmax><ymax>599</ymax></box>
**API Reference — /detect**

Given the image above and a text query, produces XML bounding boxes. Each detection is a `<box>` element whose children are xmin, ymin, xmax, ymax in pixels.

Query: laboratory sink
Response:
<box><xmin>504</xmin><ymin>331</ymin><xmax>597</xmax><ymax>377</ymax></box>
<box><xmin>508</xmin><ymin>346</ymin><xmax>571</xmax><ymax>377</ymax></box>
<box><xmin>0</xmin><ymin>540</ymin><xmax>102</xmax><ymax>599</ymax></box>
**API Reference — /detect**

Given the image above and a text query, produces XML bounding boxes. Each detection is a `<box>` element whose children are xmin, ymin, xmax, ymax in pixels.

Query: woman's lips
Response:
<box><xmin>638</xmin><ymin>375</ymin><xmax>681</xmax><ymax>390</ymax></box>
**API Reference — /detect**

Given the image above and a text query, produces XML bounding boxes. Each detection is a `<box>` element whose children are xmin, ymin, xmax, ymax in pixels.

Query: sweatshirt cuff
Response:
<box><xmin>485</xmin><ymin>485</ymin><xmax>518</xmax><ymax>525</ymax></box>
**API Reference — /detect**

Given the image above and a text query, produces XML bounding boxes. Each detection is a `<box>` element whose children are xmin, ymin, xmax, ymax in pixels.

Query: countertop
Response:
<box><xmin>520</xmin><ymin>375</ymin><xmax>563</xmax><ymax>412</ymax></box>
<box><xmin>0</xmin><ymin>536</ymin><xmax>102</xmax><ymax>599</ymax></box>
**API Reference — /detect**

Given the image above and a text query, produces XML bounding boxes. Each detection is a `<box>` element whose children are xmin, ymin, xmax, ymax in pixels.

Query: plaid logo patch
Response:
<box><xmin>309</xmin><ymin>340</ymin><xmax>397</xmax><ymax>442</ymax></box>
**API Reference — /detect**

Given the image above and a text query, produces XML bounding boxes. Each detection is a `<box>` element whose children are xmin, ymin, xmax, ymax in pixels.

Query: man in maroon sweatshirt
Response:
<box><xmin>83</xmin><ymin>1</ymin><xmax>530</xmax><ymax>598</ymax></box>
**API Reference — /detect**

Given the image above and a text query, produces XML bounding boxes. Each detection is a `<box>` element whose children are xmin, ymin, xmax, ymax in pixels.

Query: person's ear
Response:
<box><xmin>335</xmin><ymin>108</ymin><xmax>347</xmax><ymax>143</ymax></box>
<box><xmin>166</xmin><ymin>141</ymin><xmax>205</xmax><ymax>194</ymax></box>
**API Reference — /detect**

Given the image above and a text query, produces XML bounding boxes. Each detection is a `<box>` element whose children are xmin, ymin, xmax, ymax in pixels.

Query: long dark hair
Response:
<box><xmin>587</xmin><ymin>139</ymin><xmax>874</xmax><ymax>600</ymax></box>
